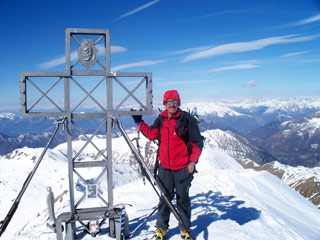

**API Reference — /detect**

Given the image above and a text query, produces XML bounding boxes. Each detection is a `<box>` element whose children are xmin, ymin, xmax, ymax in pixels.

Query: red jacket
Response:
<box><xmin>139</xmin><ymin>109</ymin><xmax>203</xmax><ymax>170</ymax></box>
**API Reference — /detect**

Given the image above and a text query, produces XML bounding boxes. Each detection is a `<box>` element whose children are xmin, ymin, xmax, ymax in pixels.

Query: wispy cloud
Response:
<box><xmin>39</xmin><ymin>45</ymin><xmax>127</xmax><ymax>69</ymax></box>
<box><xmin>167</xmin><ymin>9</ymin><xmax>246</xmax><ymax>25</ymax></box>
<box><xmin>270</xmin><ymin>14</ymin><xmax>320</xmax><ymax>29</ymax></box>
<box><xmin>243</xmin><ymin>80</ymin><xmax>260</xmax><ymax>88</ymax></box>
<box><xmin>116</xmin><ymin>0</ymin><xmax>160</xmax><ymax>20</ymax></box>
<box><xmin>182</xmin><ymin>34</ymin><xmax>320</xmax><ymax>62</ymax></box>
<box><xmin>192</xmin><ymin>9</ymin><xmax>243</xmax><ymax>21</ymax></box>
<box><xmin>209</xmin><ymin>64</ymin><xmax>259</xmax><ymax>72</ymax></box>
<box><xmin>39</xmin><ymin>55</ymin><xmax>67</xmax><ymax>69</ymax></box>
<box><xmin>280</xmin><ymin>51</ymin><xmax>308</xmax><ymax>58</ymax></box>
<box><xmin>236</xmin><ymin>59</ymin><xmax>268</xmax><ymax>65</ymax></box>
<box><xmin>110</xmin><ymin>46</ymin><xmax>128</xmax><ymax>53</ymax></box>
<box><xmin>111</xmin><ymin>60</ymin><xmax>165</xmax><ymax>71</ymax></box>
<box><xmin>295</xmin><ymin>14</ymin><xmax>320</xmax><ymax>26</ymax></box>
<box><xmin>170</xmin><ymin>46</ymin><xmax>214</xmax><ymax>55</ymax></box>
<box><xmin>173</xmin><ymin>9</ymin><xmax>242</xmax><ymax>23</ymax></box>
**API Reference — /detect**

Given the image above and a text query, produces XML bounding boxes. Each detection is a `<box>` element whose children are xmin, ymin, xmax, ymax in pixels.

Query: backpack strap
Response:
<box><xmin>151</xmin><ymin>115</ymin><xmax>165</xmax><ymax>177</ymax></box>
<box><xmin>175</xmin><ymin>111</ymin><xmax>190</xmax><ymax>142</ymax></box>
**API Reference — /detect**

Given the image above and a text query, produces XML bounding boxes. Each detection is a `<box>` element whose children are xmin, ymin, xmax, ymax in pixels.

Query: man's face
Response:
<box><xmin>165</xmin><ymin>99</ymin><xmax>179</xmax><ymax>116</ymax></box>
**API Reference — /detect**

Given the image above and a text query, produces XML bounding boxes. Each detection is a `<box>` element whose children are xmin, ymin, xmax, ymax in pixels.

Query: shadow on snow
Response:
<box><xmin>126</xmin><ymin>190</ymin><xmax>261</xmax><ymax>239</ymax></box>
<box><xmin>189</xmin><ymin>190</ymin><xmax>261</xmax><ymax>239</ymax></box>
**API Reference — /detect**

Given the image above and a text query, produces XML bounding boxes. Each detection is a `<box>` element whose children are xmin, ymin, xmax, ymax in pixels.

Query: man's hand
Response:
<box><xmin>131</xmin><ymin>109</ymin><xmax>143</xmax><ymax>124</ymax></box>
<box><xmin>188</xmin><ymin>162</ymin><xmax>195</xmax><ymax>174</ymax></box>
<box><xmin>132</xmin><ymin>115</ymin><xmax>142</xmax><ymax>124</ymax></box>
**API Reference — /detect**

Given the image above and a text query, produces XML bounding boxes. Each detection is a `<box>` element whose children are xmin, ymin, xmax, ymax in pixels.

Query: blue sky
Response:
<box><xmin>1</xmin><ymin>0</ymin><xmax>320</xmax><ymax>110</ymax></box>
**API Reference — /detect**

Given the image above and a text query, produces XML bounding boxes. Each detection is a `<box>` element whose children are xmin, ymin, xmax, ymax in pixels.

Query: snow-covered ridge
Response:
<box><xmin>202</xmin><ymin>129</ymin><xmax>274</xmax><ymax>166</ymax></box>
<box><xmin>182</xmin><ymin>102</ymin><xmax>246</xmax><ymax>117</ymax></box>
<box><xmin>224</xmin><ymin>97</ymin><xmax>320</xmax><ymax>113</ymax></box>
<box><xmin>0</xmin><ymin>112</ymin><xmax>16</xmax><ymax>120</ymax></box>
<box><xmin>281</xmin><ymin>117</ymin><xmax>320</xmax><ymax>138</ymax></box>
<box><xmin>270</xmin><ymin>161</ymin><xmax>320</xmax><ymax>185</ymax></box>
<box><xmin>180</xmin><ymin>96</ymin><xmax>320</xmax><ymax>118</ymax></box>
<box><xmin>2</xmin><ymin>132</ymin><xmax>320</xmax><ymax>239</ymax></box>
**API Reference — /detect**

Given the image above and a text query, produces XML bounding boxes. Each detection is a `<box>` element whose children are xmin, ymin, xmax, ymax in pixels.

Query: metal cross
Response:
<box><xmin>20</xmin><ymin>28</ymin><xmax>152</xmax><ymax>239</ymax></box>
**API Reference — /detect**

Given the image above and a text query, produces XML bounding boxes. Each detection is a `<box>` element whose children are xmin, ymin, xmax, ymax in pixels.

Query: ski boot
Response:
<box><xmin>154</xmin><ymin>227</ymin><xmax>167</xmax><ymax>240</ymax></box>
<box><xmin>180</xmin><ymin>229</ymin><xmax>192</xmax><ymax>240</ymax></box>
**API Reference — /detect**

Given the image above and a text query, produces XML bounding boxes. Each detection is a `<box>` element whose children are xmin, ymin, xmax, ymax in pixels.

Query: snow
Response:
<box><xmin>270</xmin><ymin>161</ymin><xmax>320</xmax><ymax>185</ymax></box>
<box><xmin>178</xmin><ymin>97</ymin><xmax>320</xmax><ymax>120</ymax></box>
<box><xmin>225</xmin><ymin>97</ymin><xmax>320</xmax><ymax>114</ymax></box>
<box><xmin>280</xmin><ymin>117</ymin><xmax>320</xmax><ymax>138</ymax></box>
<box><xmin>1</xmin><ymin>133</ymin><xmax>320</xmax><ymax>239</ymax></box>
<box><xmin>182</xmin><ymin>102</ymin><xmax>245</xmax><ymax>117</ymax></box>
<box><xmin>299</xmin><ymin>118</ymin><xmax>320</xmax><ymax>137</ymax></box>
<box><xmin>0</xmin><ymin>112</ymin><xmax>16</xmax><ymax>120</ymax></box>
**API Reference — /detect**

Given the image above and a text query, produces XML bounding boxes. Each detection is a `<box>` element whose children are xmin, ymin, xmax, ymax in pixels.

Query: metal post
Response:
<box><xmin>107</xmin><ymin>79</ymin><xmax>115</xmax><ymax>237</ymax></box>
<box><xmin>65</xmin><ymin>76</ymin><xmax>76</xmax><ymax>238</ymax></box>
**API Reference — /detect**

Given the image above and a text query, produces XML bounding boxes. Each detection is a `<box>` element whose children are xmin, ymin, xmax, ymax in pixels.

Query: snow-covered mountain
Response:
<box><xmin>202</xmin><ymin>129</ymin><xmax>276</xmax><ymax>166</ymax></box>
<box><xmin>0</xmin><ymin>131</ymin><xmax>68</xmax><ymax>156</ymax></box>
<box><xmin>2</xmin><ymin>96</ymin><xmax>319</xmax><ymax>136</ymax></box>
<box><xmin>1</xmin><ymin>96</ymin><xmax>320</xmax><ymax>156</ymax></box>
<box><xmin>1</xmin><ymin>131</ymin><xmax>320</xmax><ymax>239</ymax></box>
<box><xmin>182</xmin><ymin>102</ymin><xmax>260</xmax><ymax>134</ymax></box>
<box><xmin>184</xmin><ymin>97</ymin><xmax>320</xmax><ymax>134</ymax></box>
<box><xmin>247</xmin><ymin>110</ymin><xmax>320</xmax><ymax>167</ymax></box>
<box><xmin>251</xmin><ymin>161</ymin><xmax>320</xmax><ymax>210</ymax></box>
<box><xmin>225</xmin><ymin>97</ymin><xmax>320</xmax><ymax>116</ymax></box>
<box><xmin>0</xmin><ymin>112</ymin><xmax>16</xmax><ymax>120</ymax></box>
<box><xmin>203</xmin><ymin>129</ymin><xmax>320</xmax><ymax>211</ymax></box>
<box><xmin>0</xmin><ymin>113</ymin><xmax>56</xmax><ymax>136</ymax></box>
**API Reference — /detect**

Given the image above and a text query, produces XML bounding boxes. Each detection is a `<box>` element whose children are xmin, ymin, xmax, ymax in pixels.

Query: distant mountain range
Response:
<box><xmin>1</xmin><ymin>97</ymin><xmax>320</xmax><ymax>167</ymax></box>
<box><xmin>185</xmin><ymin>97</ymin><xmax>320</xmax><ymax>167</ymax></box>
<box><xmin>1</xmin><ymin>97</ymin><xmax>320</xmax><ymax>209</ymax></box>
<box><xmin>246</xmin><ymin>111</ymin><xmax>320</xmax><ymax>167</ymax></box>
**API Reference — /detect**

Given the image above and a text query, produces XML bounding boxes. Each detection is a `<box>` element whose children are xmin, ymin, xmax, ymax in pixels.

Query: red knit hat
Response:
<box><xmin>163</xmin><ymin>90</ymin><xmax>181</xmax><ymax>105</ymax></box>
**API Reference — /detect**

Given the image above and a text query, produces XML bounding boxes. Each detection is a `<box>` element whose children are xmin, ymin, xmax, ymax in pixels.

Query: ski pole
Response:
<box><xmin>133</xmin><ymin>128</ymin><xmax>146</xmax><ymax>185</ymax></box>
<box><xmin>114</xmin><ymin>117</ymin><xmax>195</xmax><ymax>240</ymax></box>
<box><xmin>128</xmin><ymin>206</ymin><xmax>158</xmax><ymax>237</ymax></box>
<box><xmin>0</xmin><ymin>117</ymin><xmax>66</xmax><ymax>237</ymax></box>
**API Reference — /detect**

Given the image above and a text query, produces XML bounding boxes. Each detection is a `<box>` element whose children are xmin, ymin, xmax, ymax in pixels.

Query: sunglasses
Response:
<box><xmin>165</xmin><ymin>99</ymin><xmax>179</xmax><ymax>105</ymax></box>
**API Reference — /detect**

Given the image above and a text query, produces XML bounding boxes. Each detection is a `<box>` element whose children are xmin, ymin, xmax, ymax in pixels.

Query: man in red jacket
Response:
<box><xmin>132</xmin><ymin>90</ymin><xmax>203</xmax><ymax>240</ymax></box>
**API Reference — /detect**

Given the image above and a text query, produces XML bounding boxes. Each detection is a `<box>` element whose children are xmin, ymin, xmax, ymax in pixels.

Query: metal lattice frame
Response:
<box><xmin>19</xmin><ymin>28</ymin><xmax>152</xmax><ymax>239</ymax></box>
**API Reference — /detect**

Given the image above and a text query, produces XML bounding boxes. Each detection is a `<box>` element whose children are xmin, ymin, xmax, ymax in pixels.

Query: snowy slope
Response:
<box><xmin>256</xmin><ymin>161</ymin><xmax>320</xmax><ymax>209</ymax></box>
<box><xmin>1</xmin><ymin>133</ymin><xmax>320</xmax><ymax>239</ymax></box>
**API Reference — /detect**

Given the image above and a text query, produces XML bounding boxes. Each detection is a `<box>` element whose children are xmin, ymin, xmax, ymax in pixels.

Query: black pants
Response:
<box><xmin>156</xmin><ymin>164</ymin><xmax>194</xmax><ymax>231</ymax></box>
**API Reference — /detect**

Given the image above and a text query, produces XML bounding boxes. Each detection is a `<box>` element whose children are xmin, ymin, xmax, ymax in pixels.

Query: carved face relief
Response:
<box><xmin>77</xmin><ymin>39</ymin><xmax>98</xmax><ymax>69</ymax></box>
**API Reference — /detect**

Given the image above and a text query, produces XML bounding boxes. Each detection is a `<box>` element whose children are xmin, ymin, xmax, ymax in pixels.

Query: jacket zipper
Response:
<box><xmin>167</xmin><ymin>120</ymin><xmax>171</xmax><ymax>169</ymax></box>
